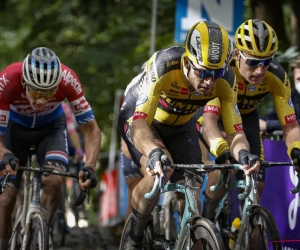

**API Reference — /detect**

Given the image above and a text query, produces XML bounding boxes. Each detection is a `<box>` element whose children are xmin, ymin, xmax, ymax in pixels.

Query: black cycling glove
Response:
<box><xmin>238</xmin><ymin>149</ymin><xmax>260</xmax><ymax>167</ymax></box>
<box><xmin>0</xmin><ymin>153</ymin><xmax>19</xmax><ymax>171</ymax></box>
<box><xmin>146</xmin><ymin>148</ymin><xmax>166</xmax><ymax>170</ymax></box>
<box><xmin>291</xmin><ymin>148</ymin><xmax>300</xmax><ymax>168</ymax></box>
<box><xmin>215</xmin><ymin>150</ymin><xmax>233</xmax><ymax>164</ymax></box>
<box><xmin>81</xmin><ymin>166</ymin><xmax>98</xmax><ymax>188</ymax></box>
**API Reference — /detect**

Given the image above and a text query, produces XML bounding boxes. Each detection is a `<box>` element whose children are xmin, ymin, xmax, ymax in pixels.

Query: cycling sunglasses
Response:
<box><xmin>189</xmin><ymin>60</ymin><xmax>226</xmax><ymax>80</ymax></box>
<box><xmin>239</xmin><ymin>51</ymin><xmax>273</xmax><ymax>67</ymax></box>
<box><xmin>27</xmin><ymin>85</ymin><xmax>57</xmax><ymax>99</ymax></box>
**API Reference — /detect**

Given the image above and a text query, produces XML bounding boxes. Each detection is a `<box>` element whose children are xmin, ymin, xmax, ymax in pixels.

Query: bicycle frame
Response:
<box><xmin>145</xmin><ymin>170</ymin><xmax>204</xmax><ymax>250</ymax></box>
<box><xmin>7</xmin><ymin>147</ymin><xmax>88</xmax><ymax>250</ymax></box>
<box><xmin>211</xmin><ymin>161</ymin><xmax>300</xmax><ymax>250</ymax></box>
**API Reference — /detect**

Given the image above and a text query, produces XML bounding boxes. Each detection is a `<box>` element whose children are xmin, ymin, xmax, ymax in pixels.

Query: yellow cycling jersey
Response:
<box><xmin>126</xmin><ymin>46</ymin><xmax>243</xmax><ymax>134</ymax></box>
<box><xmin>204</xmin><ymin>59</ymin><xmax>296</xmax><ymax>126</ymax></box>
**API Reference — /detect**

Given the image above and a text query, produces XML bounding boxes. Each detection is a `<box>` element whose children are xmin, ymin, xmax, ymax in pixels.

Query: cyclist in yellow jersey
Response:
<box><xmin>118</xmin><ymin>21</ymin><xmax>260</xmax><ymax>249</ymax></box>
<box><xmin>197</xmin><ymin>19</ymin><xmax>300</xmax><ymax>222</ymax></box>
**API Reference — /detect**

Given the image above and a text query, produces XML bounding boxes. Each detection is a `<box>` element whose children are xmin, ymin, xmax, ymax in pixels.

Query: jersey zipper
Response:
<box><xmin>31</xmin><ymin>111</ymin><xmax>36</xmax><ymax>128</ymax></box>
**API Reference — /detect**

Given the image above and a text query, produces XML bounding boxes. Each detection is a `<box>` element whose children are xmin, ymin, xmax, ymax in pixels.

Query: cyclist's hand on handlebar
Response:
<box><xmin>146</xmin><ymin>148</ymin><xmax>170</xmax><ymax>177</ymax></box>
<box><xmin>215</xmin><ymin>150</ymin><xmax>235</xmax><ymax>174</ymax></box>
<box><xmin>238</xmin><ymin>149</ymin><xmax>260</xmax><ymax>176</ymax></box>
<box><xmin>79</xmin><ymin>166</ymin><xmax>98</xmax><ymax>190</ymax></box>
<box><xmin>291</xmin><ymin>148</ymin><xmax>300</xmax><ymax>173</ymax></box>
<box><xmin>0</xmin><ymin>152</ymin><xmax>19</xmax><ymax>176</ymax></box>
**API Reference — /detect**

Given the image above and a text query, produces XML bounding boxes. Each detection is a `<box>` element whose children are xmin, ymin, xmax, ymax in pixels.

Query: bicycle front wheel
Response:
<box><xmin>238</xmin><ymin>206</ymin><xmax>281</xmax><ymax>250</ymax></box>
<box><xmin>27</xmin><ymin>212</ymin><xmax>49</xmax><ymax>250</ymax></box>
<box><xmin>9</xmin><ymin>205</ymin><xmax>24</xmax><ymax>250</ymax></box>
<box><xmin>182</xmin><ymin>217</ymin><xmax>225</xmax><ymax>250</ymax></box>
<box><xmin>119</xmin><ymin>215</ymin><xmax>154</xmax><ymax>250</ymax></box>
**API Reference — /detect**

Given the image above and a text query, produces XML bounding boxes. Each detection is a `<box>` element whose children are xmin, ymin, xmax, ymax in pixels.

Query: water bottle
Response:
<box><xmin>228</xmin><ymin>217</ymin><xmax>241</xmax><ymax>250</ymax></box>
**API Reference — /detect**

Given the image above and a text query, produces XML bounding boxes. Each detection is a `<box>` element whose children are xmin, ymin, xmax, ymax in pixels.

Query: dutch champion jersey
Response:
<box><xmin>0</xmin><ymin>62</ymin><xmax>95</xmax><ymax>135</ymax></box>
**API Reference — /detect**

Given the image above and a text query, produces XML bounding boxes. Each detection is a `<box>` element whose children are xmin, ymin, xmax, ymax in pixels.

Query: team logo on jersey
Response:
<box><xmin>238</xmin><ymin>82</ymin><xmax>244</xmax><ymax>90</ymax></box>
<box><xmin>234</xmin><ymin>104</ymin><xmax>241</xmax><ymax>116</ymax></box>
<box><xmin>204</xmin><ymin>105</ymin><xmax>220</xmax><ymax>115</ymax></box>
<box><xmin>180</xmin><ymin>87</ymin><xmax>189</xmax><ymax>95</ymax></box>
<box><xmin>234</xmin><ymin>123</ymin><xmax>243</xmax><ymax>132</ymax></box>
<box><xmin>133</xmin><ymin>111</ymin><xmax>147</xmax><ymax>120</ymax></box>
<box><xmin>171</xmin><ymin>82</ymin><xmax>180</xmax><ymax>89</ymax></box>
<box><xmin>61</xmin><ymin>70</ymin><xmax>82</xmax><ymax>95</ymax></box>
<box><xmin>284</xmin><ymin>114</ymin><xmax>296</xmax><ymax>124</ymax></box>
<box><xmin>248</xmin><ymin>85</ymin><xmax>256</xmax><ymax>92</ymax></box>
<box><xmin>0</xmin><ymin>115</ymin><xmax>7</xmax><ymax>122</ymax></box>
<box><xmin>288</xmin><ymin>97</ymin><xmax>294</xmax><ymax>108</ymax></box>
<box><xmin>74</xmin><ymin>99</ymin><xmax>90</xmax><ymax>112</ymax></box>
<box><xmin>194</xmin><ymin>92</ymin><xmax>200</xmax><ymax>96</ymax></box>
<box><xmin>136</xmin><ymin>93</ymin><xmax>148</xmax><ymax>106</ymax></box>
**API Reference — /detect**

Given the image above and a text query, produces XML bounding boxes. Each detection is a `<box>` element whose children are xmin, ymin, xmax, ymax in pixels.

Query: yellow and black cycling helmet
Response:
<box><xmin>235</xmin><ymin>19</ymin><xmax>278</xmax><ymax>57</ymax></box>
<box><xmin>185</xmin><ymin>21</ymin><xmax>233</xmax><ymax>69</ymax></box>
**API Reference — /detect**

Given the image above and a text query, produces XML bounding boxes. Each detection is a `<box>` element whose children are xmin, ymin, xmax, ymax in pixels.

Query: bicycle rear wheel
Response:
<box><xmin>239</xmin><ymin>206</ymin><xmax>281</xmax><ymax>250</ymax></box>
<box><xmin>27</xmin><ymin>212</ymin><xmax>49</xmax><ymax>250</ymax></box>
<box><xmin>182</xmin><ymin>217</ymin><xmax>225</xmax><ymax>250</ymax></box>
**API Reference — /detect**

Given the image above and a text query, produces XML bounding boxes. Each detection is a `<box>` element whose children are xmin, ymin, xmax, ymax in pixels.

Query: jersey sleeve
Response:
<box><xmin>60</xmin><ymin>65</ymin><xmax>95</xmax><ymax>125</ymax></box>
<box><xmin>213</xmin><ymin>67</ymin><xmax>243</xmax><ymax>134</ymax></box>
<box><xmin>0</xmin><ymin>64</ymin><xmax>21</xmax><ymax>135</ymax></box>
<box><xmin>269</xmin><ymin>65</ymin><xmax>296</xmax><ymax>126</ymax></box>
<box><xmin>133</xmin><ymin>53</ymin><xmax>165</xmax><ymax>125</ymax></box>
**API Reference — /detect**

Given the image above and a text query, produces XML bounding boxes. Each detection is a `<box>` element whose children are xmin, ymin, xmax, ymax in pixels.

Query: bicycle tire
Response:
<box><xmin>51</xmin><ymin>206</ymin><xmax>66</xmax><ymax>247</ymax></box>
<box><xmin>9</xmin><ymin>205</ymin><xmax>24</xmax><ymax>250</ymax></box>
<box><xmin>182</xmin><ymin>217</ymin><xmax>226</xmax><ymax>250</ymax></box>
<box><xmin>238</xmin><ymin>206</ymin><xmax>281</xmax><ymax>250</ymax></box>
<box><xmin>71</xmin><ymin>179</ymin><xmax>81</xmax><ymax>225</ymax></box>
<box><xmin>119</xmin><ymin>215</ymin><xmax>154</xmax><ymax>250</ymax></box>
<box><xmin>51</xmin><ymin>179</ymin><xmax>67</xmax><ymax>247</ymax></box>
<box><xmin>27</xmin><ymin>212</ymin><xmax>49</xmax><ymax>250</ymax></box>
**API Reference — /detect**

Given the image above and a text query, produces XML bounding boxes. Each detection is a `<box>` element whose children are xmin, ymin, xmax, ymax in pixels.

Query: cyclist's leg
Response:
<box><xmin>0</xmin><ymin>120</ymin><xmax>31</xmax><ymax>250</ymax></box>
<box><xmin>162</xmin><ymin>119</ymin><xmax>203</xmax><ymax>216</ymax></box>
<box><xmin>120</xmin><ymin>151</ymin><xmax>143</xmax><ymax>219</ymax></box>
<box><xmin>36</xmin><ymin>115</ymin><xmax>68</xmax><ymax>226</ymax></box>
<box><xmin>194</xmin><ymin>108</ymin><xmax>229</xmax><ymax>222</ymax></box>
<box><xmin>118</xmin><ymin>103</ymin><xmax>173</xmax><ymax>248</ymax></box>
<box><xmin>238</xmin><ymin>111</ymin><xmax>265</xmax><ymax>204</ymax></box>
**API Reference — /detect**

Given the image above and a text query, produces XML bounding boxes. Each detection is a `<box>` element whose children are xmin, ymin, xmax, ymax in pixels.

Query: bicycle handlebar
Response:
<box><xmin>144</xmin><ymin>158</ymin><xmax>300</xmax><ymax>200</ymax></box>
<box><xmin>0</xmin><ymin>166</ymin><xmax>89</xmax><ymax>206</ymax></box>
<box><xmin>210</xmin><ymin>161</ymin><xmax>300</xmax><ymax>196</ymax></box>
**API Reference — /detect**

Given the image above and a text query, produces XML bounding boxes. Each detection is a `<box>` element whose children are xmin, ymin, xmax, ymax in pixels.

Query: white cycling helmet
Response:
<box><xmin>22</xmin><ymin>47</ymin><xmax>63</xmax><ymax>90</ymax></box>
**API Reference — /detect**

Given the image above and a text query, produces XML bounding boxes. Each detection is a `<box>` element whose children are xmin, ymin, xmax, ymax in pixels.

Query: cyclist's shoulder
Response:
<box><xmin>217</xmin><ymin>65</ymin><xmax>236</xmax><ymax>89</ymax></box>
<box><xmin>0</xmin><ymin>62</ymin><xmax>23</xmax><ymax>79</ymax></box>
<box><xmin>150</xmin><ymin>46</ymin><xmax>185</xmax><ymax>77</ymax></box>
<box><xmin>266</xmin><ymin>58</ymin><xmax>286</xmax><ymax>83</ymax></box>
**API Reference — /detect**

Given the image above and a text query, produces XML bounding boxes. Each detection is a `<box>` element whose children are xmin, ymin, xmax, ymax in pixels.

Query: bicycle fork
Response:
<box><xmin>21</xmin><ymin>172</ymin><xmax>43</xmax><ymax>249</ymax></box>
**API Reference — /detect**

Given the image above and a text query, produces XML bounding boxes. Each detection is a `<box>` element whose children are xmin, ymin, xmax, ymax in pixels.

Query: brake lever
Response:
<box><xmin>252</xmin><ymin>172</ymin><xmax>258</xmax><ymax>194</ymax></box>
<box><xmin>223</xmin><ymin>171</ymin><xmax>231</xmax><ymax>188</ymax></box>
<box><xmin>1</xmin><ymin>173</ymin><xmax>11</xmax><ymax>193</ymax></box>
<box><xmin>160</xmin><ymin>155</ymin><xmax>168</xmax><ymax>192</ymax></box>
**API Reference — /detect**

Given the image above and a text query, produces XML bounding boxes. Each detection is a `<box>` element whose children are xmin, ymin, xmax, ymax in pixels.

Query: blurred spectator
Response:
<box><xmin>62</xmin><ymin>101</ymin><xmax>85</xmax><ymax>164</ymax></box>
<box><xmin>260</xmin><ymin>57</ymin><xmax>300</xmax><ymax>133</ymax></box>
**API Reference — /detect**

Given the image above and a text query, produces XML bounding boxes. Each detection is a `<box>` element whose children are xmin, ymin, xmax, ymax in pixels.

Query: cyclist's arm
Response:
<box><xmin>121</xmin><ymin>138</ymin><xmax>132</xmax><ymax>160</ymax></box>
<box><xmin>78</xmin><ymin>120</ymin><xmax>101</xmax><ymax>170</ymax></box>
<box><xmin>131</xmin><ymin>119</ymin><xmax>158</xmax><ymax>157</ymax></box>
<box><xmin>130</xmin><ymin>52</ymin><xmax>164</xmax><ymax>158</ymax></box>
<box><xmin>270</xmin><ymin>67</ymin><xmax>300</xmax><ymax>154</ymax></box>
